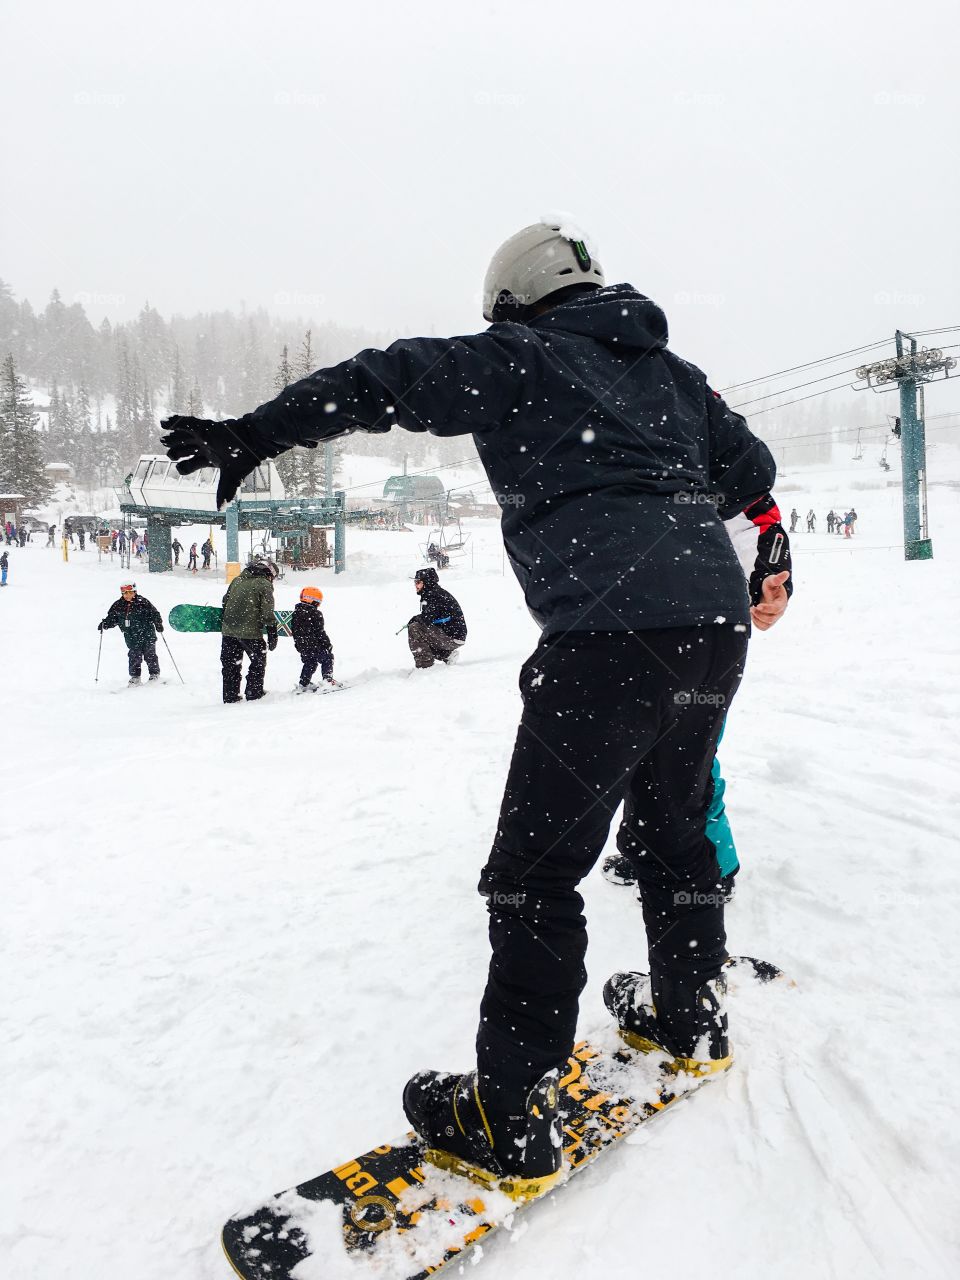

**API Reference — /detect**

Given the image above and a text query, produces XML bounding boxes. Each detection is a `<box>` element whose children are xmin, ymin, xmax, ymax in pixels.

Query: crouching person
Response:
<box><xmin>292</xmin><ymin>586</ymin><xmax>339</xmax><ymax>691</ymax></box>
<box><xmin>408</xmin><ymin>567</ymin><xmax>467</xmax><ymax>668</ymax></box>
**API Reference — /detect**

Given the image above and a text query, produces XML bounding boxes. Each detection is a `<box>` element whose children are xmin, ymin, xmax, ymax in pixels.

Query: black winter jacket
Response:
<box><xmin>413</xmin><ymin>570</ymin><xmax>467</xmax><ymax>641</ymax></box>
<box><xmin>291</xmin><ymin>601</ymin><xmax>332</xmax><ymax>654</ymax></box>
<box><xmin>235</xmin><ymin>284</ymin><xmax>777</xmax><ymax>633</ymax></box>
<box><xmin>102</xmin><ymin>595</ymin><xmax>163</xmax><ymax>649</ymax></box>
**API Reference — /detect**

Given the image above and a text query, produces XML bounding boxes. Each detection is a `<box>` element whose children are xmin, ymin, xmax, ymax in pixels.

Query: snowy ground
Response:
<box><xmin>4</xmin><ymin>460</ymin><xmax>960</xmax><ymax>1280</ymax></box>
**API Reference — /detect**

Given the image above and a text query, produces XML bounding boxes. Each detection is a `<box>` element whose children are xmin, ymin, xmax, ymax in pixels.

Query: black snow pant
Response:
<box><xmin>475</xmin><ymin>625</ymin><xmax>748</xmax><ymax>1113</ymax></box>
<box><xmin>128</xmin><ymin>643</ymin><xmax>160</xmax><ymax>679</ymax></box>
<box><xmin>221</xmin><ymin>635</ymin><xmax>267</xmax><ymax>702</ymax></box>
<box><xmin>298</xmin><ymin>647</ymin><xmax>334</xmax><ymax>685</ymax></box>
<box><xmin>408</xmin><ymin>619</ymin><xmax>464</xmax><ymax>667</ymax></box>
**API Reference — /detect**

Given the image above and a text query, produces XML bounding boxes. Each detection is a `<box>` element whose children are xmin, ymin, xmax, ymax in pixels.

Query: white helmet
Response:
<box><xmin>482</xmin><ymin>217</ymin><xmax>605</xmax><ymax>323</ymax></box>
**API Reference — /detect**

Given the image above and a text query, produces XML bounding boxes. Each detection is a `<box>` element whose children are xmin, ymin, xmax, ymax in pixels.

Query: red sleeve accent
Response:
<box><xmin>743</xmin><ymin>495</ymin><xmax>781</xmax><ymax>532</ymax></box>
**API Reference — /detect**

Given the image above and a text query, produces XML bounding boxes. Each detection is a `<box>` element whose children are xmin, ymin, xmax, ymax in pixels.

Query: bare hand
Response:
<box><xmin>750</xmin><ymin>571</ymin><xmax>791</xmax><ymax>631</ymax></box>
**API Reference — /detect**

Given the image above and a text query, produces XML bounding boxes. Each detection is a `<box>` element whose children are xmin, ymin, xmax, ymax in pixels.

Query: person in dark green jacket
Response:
<box><xmin>220</xmin><ymin>558</ymin><xmax>278</xmax><ymax>703</ymax></box>
<box><xmin>99</xmin><ymin>582</ymin><xmax>164</xmax><ymax>684</ymax></box>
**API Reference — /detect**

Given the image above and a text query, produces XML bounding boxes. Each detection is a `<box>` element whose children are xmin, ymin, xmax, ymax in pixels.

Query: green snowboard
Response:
<box><xmin>168</xmin><ymin>603</ymin><xmax>295</xmax><ymax>638</ymax></box>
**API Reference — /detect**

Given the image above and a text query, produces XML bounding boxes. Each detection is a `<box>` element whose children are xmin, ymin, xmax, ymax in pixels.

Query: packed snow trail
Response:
<box><xmin>3</xmin><ymin>471</ymin><xmax>960</xmax><ymax>1279</ymax></box>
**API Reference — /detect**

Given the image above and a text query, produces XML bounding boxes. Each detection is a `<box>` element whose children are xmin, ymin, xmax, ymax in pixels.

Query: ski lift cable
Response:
<box><xmin>729</xmin><ymin>341</ymin><xmax>960</xmax><ymax>411</ymax></box>
<box><xmin>338</xmin><ymin>454</ymin><xmax>486</xmax><ymax>496</ymax></box>
<box><xmin>718</xmin><ymin>338</ymin><xmax>893</xmax><ymax>395</ymax></box>
<box><xmin>761</xmin><ymin>413</ymin><xmax>960</xmax><ymax>447</ymax></box>
<box><xmin>728</xmin><ymin>365</ymin><xmax>865</xmax><ymax>410</ymax></box>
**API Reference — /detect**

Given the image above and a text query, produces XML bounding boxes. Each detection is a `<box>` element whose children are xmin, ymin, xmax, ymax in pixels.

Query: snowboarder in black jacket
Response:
<box><xmin>99</xmin><ymin>582</ymin><xmax>163</xmax><ymax>683</ymax></box>
<box><xmin>407</xmin><ymin>567</ymin><xmax>467</xmax><ymax>668</ymax></box>
<box><xmin>291</xmin><ymin>586</ymin><xmax>337</xmax><ymax>690</ymax></box>
<box><xmin>160</xmin><ymin>218</ymin><xmax>782</xmax><ymax>1197</ymax></box>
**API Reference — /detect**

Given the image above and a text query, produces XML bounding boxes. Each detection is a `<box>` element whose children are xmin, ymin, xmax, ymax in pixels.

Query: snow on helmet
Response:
<box><xmin>300</xmin><ymin>586</ymin><xmax>323</xmax><ymax>604</ymax></box>
<box><xmin>482</xmin><ymin>215</ymin><xmax>605</xmax><ymax>323</ymax></box>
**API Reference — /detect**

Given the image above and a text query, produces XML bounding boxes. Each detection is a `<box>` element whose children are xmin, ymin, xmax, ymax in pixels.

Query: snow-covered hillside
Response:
<box><xmin>4</xmin><ymin>466</ymin><xmax>960</xmax><ymax>1280</ymax></box>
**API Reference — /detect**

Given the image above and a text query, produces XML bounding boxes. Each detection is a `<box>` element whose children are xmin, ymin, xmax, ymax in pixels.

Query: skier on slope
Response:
<box><xmin>291</xmin><ymin>586</ymin><xmax>339</xmax><ymax>691</ymax></box>
<box><xmin>789</xmin><ymin>507</ymin><xmax>799</xmax><ymax>532</ymax></box>
<box><xmin>0</xmin><ymin>550</ymin><xmax>8</xmax><ymax>586</ymax></box>
<box><xmin>407</xmin><ymin>567</ymin><xmax>467</xmax><ymax>668</ymax></box>
<box><xmin>220</xmin><ymin>558</ymin><xmax>279</xmax><ymax>703</ymax></box>
<box><xmin>160</xmin><ymin>219</ymin><xmax>784</xmax><ymax>1200</ymax></box>
<box><xmin>171</xmin><ymin>537</ymin><xmax>183</xmax><ymax>566</ymax></box>
<box><xmin>99</xmin><ymin>581</ymin><xmax>164</xmax><ymax>684</ymax></box>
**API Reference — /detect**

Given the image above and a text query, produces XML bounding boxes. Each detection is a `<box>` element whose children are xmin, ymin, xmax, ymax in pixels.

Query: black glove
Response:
<box><xmin>156</xmin><ymin>624</ymin><xmax>164</xmax><ymax>633</ymax></box>
<box><xmin>98</xmin><ymin>621</ymin><xmax>105</xmax><ymax>631</ymax></box>
<box><xmin>266</xmin><ymin>629</ymin><xmax>278</xmax><ymax>652</ymax></box>
<box><xmin>160</xmin><ymin>415</ymin><xmax>265</xmax><ymax>509</ymax></box>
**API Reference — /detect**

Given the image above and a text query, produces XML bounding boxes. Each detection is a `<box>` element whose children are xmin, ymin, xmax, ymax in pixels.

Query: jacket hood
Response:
<box><xmin>530</xmin><ymin>283</ymin><xmax>669</xmax><ymax>353</ymax></box>
<box><xmin>414</xmin><ymin>567</ymin><xmax>440</xmax><ymax>590</ymax></box>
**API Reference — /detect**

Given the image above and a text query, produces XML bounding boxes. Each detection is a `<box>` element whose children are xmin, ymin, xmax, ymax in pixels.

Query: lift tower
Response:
<box><xmin>856</xmin><ymin>333</ymin><xmax>955</xmax><ymax>560</ymax></box>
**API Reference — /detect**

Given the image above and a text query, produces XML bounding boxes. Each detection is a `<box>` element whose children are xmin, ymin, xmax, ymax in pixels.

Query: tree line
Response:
<box><xmin>0</xmin><ymin>279</ymin><xmax>466</xmax><ymax>506</ymax></box>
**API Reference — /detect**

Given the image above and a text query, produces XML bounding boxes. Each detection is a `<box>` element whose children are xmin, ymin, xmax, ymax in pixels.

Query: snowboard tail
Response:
<box><xmin>221</xmin><ymin>957</ymin><xmax>786</xmax><ymax>1280</ymax></box>
<box><xmin>168</xmin><ymin>604</ymin><xmax>294</xmax><ymax>637</ymax></box>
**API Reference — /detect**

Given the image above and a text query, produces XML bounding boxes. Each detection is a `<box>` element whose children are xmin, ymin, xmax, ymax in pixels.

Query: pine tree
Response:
<box><xmin>273</xmin><ymin>345</ymin><xmax>303</xmax><ymax>495</ymax></box>
<box><xmin>170</xmin><ymin>345</ymin><xmax>187</xmax><ymax>414</ymax></box>
<box><xmin>187</xmin><ymin>383</ymin><xmax>204</xmax><ymax>415</ymax></box>
<box><xmin>95</xmin><ymin>413</ymin><xmax>121</xmax><ymax>487</ymax></box>
<box><xmin>42</xmin><ymin>289</ymin><xmax>69</xmax><ymax>388</ymax></box>
<box><xmin>296</xmin><ymin>329</ymin><xmax>313</xmax><ymax>379</ymax></box>
<box><xmin>294</xmin><ymin>326</ymin><xmax>340</xmax><ymax>496</ymax></box>
<box><xmin>73</xmin><ymin>383</ymin><xmax>95</xmax><ymax>489</ymax></box>
<box><xmin>0</xmin><ymin>354</ymin><xmax>54</xmax><ymax>504</ymax></box>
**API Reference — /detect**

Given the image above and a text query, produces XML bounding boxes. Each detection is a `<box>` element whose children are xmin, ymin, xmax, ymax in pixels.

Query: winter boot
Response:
<box><xmin>601</xmin><ymin>851</ymin><xmax>638</xmax><ymax>886</ymax></box>
<box><xmin>602</xmin><ymin>854</ymin><xmax>737</xmax><ymax>904</ymax></box>
<box><xmin>296</xmin><ymin>681</ymin><xmax>318</xmax><ymax>694</ymax></box>
<box><xmin>128</xmin><ymin>676</ymin><xmax>141</xmax><ymax>686</ymax></box>
<box><xmin>148</xmin><ymin>674</ymin><xmax>160</xmax><ymax>682</ymax></box>
<box><xmin>402</xmin><ymin>1068</ymin><xmax>562</xmax><ymax>1202</ymax></box>
<box><xmin>603</xmin><ymin>970</ymin><xmax>732</xmax><ymax>1076</ymax></box>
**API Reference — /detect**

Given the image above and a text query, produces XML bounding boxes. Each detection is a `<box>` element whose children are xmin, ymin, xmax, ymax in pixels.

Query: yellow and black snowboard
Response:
<box><xmin>222</xmin><ymin>956</ymin><xmax>786</xmax><ymax>1280</ymax></box>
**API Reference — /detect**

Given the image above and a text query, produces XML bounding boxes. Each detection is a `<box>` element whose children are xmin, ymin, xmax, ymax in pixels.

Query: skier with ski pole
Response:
<box><xmin>98</xmin><ymin>582</ymin><xmax>164</xmax><ymax>685</ymax></box>
<box><xmin>160</xmin><ymin>217</ymin><xmax>779</xmax><ymax>1201</ymax></box>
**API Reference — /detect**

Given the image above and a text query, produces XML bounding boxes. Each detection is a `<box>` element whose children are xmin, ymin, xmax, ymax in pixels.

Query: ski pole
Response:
<box><xmin>395</xmin><ymin>621</ymin><xmax>412</xmax><ymax>635</ymax></box>
<box><xmin>95</xmin><ymin>628</ymin><xmax>103</xmax><ymax>682</ymax></box>
<box><xmin>160</xmin><ymin>632</ymin><xmax>185</xmax><ymax>684</ymax></box>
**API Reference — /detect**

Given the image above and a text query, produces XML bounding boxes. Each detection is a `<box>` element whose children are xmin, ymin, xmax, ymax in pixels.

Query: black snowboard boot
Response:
<box><xmin>603</xmin><ymin>970</ymin><xmax>732</xmax><ymax>1076</ymax></box>
<box><xmin>602</xmin><ymin>854</ymin><xmax>737</xmax><ymax>904</ymax></box>
<box><xmin>601</xmin><ymin>851</ymin><xmax>638</xmax><ymax>886</ymax></box>
<box><xmin>402</xmin><ymin>1068</ymin><xmax>562</xmax><ymax>1201</ymax></box>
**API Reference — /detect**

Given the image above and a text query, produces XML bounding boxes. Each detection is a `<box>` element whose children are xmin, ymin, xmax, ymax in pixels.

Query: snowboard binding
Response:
<box><xmin>603</xmin><ymin>970</ymin><xmax>733</xmax><ymax>1076</ymax></box>
<box><xmin>402</xmin><ymin>1067</ymin><xmax>562</xmax><ymax>1202</ymax></box>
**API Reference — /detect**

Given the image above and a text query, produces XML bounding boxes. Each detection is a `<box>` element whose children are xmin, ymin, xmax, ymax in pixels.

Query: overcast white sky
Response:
<box><xmin>2</xmin><ymin>0</ymin><xmax>958</xmax><ymax>385</ymax></box>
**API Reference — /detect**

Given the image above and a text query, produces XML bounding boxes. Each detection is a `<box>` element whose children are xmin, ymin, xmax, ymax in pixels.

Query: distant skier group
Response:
<box><xmin>789</xmin><ymin>506</ymin><xmax>858</xmax><ymax>536</ymax></box>
<box><xmin>96</xmin><ymin>555</ymin><xmax>468</xmax><ymax>699</ymax></box>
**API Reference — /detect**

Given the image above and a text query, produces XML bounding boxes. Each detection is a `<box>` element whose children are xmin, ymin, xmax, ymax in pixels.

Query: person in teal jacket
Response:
<box><xmin>603</xmin><ymin>491</ymin><xmax>792</xmax><ymax>897</ymax></box>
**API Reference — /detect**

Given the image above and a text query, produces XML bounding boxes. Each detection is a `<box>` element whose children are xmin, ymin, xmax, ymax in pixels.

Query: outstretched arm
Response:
<box><xmin>161</xmin><ymin>330</ymin><xmax>531</xmax><ymax>508</ymax></box>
